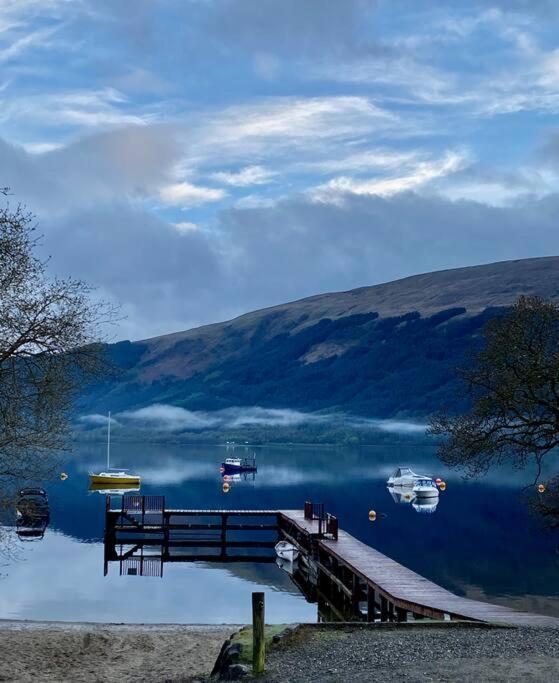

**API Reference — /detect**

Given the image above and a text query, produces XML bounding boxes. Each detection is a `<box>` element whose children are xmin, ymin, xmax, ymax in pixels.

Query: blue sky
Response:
<box><xmin>1</xmin><ymin>0</ymin><xmax>559</xmax><ymax>339</ymax></box>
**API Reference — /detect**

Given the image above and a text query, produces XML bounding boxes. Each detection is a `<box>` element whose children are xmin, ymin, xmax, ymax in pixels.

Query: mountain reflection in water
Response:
<box><xmin>0</xmin><ymin>441</ymin><xmax>558</xmax><ymax>623</ymax></box>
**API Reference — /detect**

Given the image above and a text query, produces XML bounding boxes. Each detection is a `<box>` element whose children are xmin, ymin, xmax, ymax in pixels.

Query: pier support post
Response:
<box><xmin>380</xmin><ymin>595</ymin><xmax>389</xmax><ymax>622</ymax></box>
<box><xmin>252</xmin><ymin>592</ymin><xmax>265</xmax><ymax>675</ymax></box>
<box><xmin>367</xmin><ymin>586</ymin><xmax>376</xmax><ymax>622</ymax></box>
<box><xmin>388</xmin><ymin>602</ymin><xmax>395</xmax><ymax>622</ymax></box>
<box><xmin>396</xmin><ymin>607</ymin><xmax>407</xmax><ymax>622</ymax></box>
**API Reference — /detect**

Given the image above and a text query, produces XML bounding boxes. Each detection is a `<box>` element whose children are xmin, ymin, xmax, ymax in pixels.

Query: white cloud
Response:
<box><xmin>0</xmin><ymin>25</ymin><xmax>59</xmax><ymax>63</ymax></box>
<box><xmin>311</xmin><ymin>152</ymin><xmax>466</xmax><ymax>201</ymax></box>
<box><xmin>211</xmin><ymin>165</ymin><xmax>277</xmax><ymax>187</ymax></box>
<box><xmin>20</xmin><ymin>141</ymin><xmax>63</xmax><ymax>154</ymax></box>
<box><xmin>159</xmin><ymin>181</ymin><xmax>226</xmax><ymax>207</ymax></box>
<box><xmin>172</xmin><ymin>221</ymin><xmax>200</xmax><ymax>233</ymax></box>
<box><xmin>203</xmin><ymin>97</ymin><xmax>397</xmax><ymax>152</ymax></box>
<box><xmin>294</xmin><ymin>149</ymin><xmax>421</xmax><ymax>175</ymax></box>
<box><xmin>0</xmin><ymin>88</ymin><xmax>152</xmax><ymax>131</ymax></box>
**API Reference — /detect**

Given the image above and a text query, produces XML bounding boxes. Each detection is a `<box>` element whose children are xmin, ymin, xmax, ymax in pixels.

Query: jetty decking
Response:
<box><xmin>104</xmin><ymin>497</ymin><xmax>559</xmax><ymax>627</ymax></box>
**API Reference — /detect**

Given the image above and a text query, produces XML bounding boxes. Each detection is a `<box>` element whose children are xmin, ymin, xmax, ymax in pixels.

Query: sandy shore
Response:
<box><xmin>0</xmin><ymin>620</ymin><xmax>236</xmax><ymax>682</ymax></box>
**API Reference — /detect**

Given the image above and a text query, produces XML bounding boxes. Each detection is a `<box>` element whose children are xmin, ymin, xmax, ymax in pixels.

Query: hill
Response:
<box><xmin>79</xmin><ymin>256</ymin><xmax>559</xmax><ymax>425</ymax></box>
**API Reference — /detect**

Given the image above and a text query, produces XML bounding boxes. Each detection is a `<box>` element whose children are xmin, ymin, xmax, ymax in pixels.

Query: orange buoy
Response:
<box><xmin>222</xmin><ymin>483</ymin><xmax>231</xmax><ymax>493</ymax></box>
<box><xmin>538</xmin><ymin>483</ymin><xmax>546</xmax><ymax>493</ymax></box>
<box><xmin>439</xmin><ymin>481</ymin><xmax>446</xmax><ymax>491</ymax></box>
<box><xmin>60</xmin><ymin>472</ymin><xmax>68</xmax><ymax>481</ymax></box>
<box><xmin>368</xmin><ymin>510</ymin><xmax>377</xmax><ymax>521</ymax></box>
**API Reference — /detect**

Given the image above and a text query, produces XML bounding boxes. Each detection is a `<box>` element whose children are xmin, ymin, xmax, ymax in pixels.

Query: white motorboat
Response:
<box><xmin>413</xmin><ymin>477</ymin><xmax>440</xmax><ymax>498</ymax></box>
<box><xmin>275</xmin><ymin>540</ymin><xmax>299</xmax><ymax>562</ymax></box>
<box><xmin>387</xmin><ymin>467</ymin><xmax>422</xmax><ymax>487</ymax></box>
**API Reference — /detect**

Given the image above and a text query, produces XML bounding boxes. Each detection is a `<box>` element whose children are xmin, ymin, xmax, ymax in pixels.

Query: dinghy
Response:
<box><xmin>275</xmin><ymin>540</ymin><xmax>299</xmax><ymax>562</ymax></box>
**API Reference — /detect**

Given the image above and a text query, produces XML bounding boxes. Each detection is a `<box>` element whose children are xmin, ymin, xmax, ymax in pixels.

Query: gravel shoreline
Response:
<box><xmin>262</xmin><ymin>623</ymin><xmax>559</xmax><ymax>682</ymax></box>
<box><xmin>0</xmin><ymin>620</ymin><xmax>238</xmax><ymax>682</ymax></box>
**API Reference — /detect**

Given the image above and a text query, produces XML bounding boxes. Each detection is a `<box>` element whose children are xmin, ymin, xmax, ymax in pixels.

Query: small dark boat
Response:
<box><xmin>221</xmin><ymin>456</ymin><xmax>257</xmax><ymax>473</ymax></box>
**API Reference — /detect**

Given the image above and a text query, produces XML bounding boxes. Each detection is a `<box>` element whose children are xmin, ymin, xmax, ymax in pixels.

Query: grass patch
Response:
<box><xmin>231</xmin><ymin>624</ymin><xmax>291</xmax><ymax>664</ymax></box>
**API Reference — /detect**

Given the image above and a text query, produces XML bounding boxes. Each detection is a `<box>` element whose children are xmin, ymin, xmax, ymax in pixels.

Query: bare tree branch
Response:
<box><xmin>0</xmin><ymin>197</ymin><xmax>118</xmax><ymax>480</ymax></box>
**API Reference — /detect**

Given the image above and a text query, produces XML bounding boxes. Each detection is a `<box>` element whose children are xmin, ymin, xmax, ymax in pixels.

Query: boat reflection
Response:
<box><xmin>412</xmin><ymin>498</ymin><xmax>439</xmax><ymax>514</ymax></box>
<box><xmin>386</xmin><ymin>487</ymin><xmax>440</xmax><ymax>514</ymax></box>
<box><xmin>89</xmin><ymin>482</ymin><xmax>141</xmax><ymax>496</ymax></box>
<box><xmin>221</xmin><ymin>471</ymin><xmax>257</xmax><ymax>492</ymax></box>
<box><xmin>16</xmin><ymin>488</ymin><xmax>50</xmax><ymax>541</ymax></box>
<box><xmin>387</xmin><ymin>488</ymin><xmax>415</xmax><ymax>505</ymax></box>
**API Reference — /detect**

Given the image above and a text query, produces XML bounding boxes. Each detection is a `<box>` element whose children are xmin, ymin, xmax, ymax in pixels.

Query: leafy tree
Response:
<box><xmin>0</xmin><ymin>193</ymin><xmax>116</xmax><ymax>479</ymax></box>
<box><xmin>429</xmin><ymin>296</ymin><xmax>559</xmax><ymax>481</ymax></box>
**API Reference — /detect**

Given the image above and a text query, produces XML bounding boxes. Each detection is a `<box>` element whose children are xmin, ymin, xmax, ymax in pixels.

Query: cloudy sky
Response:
<box><xmin>1</xmin><ymin>0</ymin><xmax>559</xmax><ymax>340</ymax></box>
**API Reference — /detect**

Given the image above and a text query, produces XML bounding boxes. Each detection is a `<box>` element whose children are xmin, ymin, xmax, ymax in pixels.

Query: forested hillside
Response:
<box><xmin>78</xmin><ymin>257</ymin><xmax>559</xmax><ymax>421</ymax></box>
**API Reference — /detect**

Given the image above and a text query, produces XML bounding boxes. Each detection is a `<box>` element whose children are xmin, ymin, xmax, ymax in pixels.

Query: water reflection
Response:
<box><xmin>386</xmin><ymin>486</ymin><xmax>440</xmax><ymax>514</ymax></box>
<box><xmin>0</xmin><ymin>441</ymin><xmax>558</xmax><ymax>622</ymax></box>
<box><xmin>15</xmin><ymin>488</ymin><xmax>50</xmax><ymax>541</ymax></box>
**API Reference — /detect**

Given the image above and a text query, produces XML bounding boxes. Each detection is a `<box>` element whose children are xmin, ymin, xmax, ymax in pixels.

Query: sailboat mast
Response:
<box><xmin>107</xmin><ymin>411</ymin><xmax>111</xmax><ymax>470</ymax></box>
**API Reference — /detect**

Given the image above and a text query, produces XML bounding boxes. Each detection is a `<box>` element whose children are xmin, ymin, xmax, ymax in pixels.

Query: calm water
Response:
<box><xmin>1</xmin><ymin>441</ymin><xmax>558</xmax><ymax>623</ymax></box>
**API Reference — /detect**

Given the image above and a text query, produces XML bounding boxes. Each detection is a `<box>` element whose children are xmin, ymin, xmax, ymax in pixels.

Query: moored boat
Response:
<box><xmin>412</xmin><ymin>477</ymin><xmax>439</xmax><ymax>498</ymax></box>
<box><xmin>275</xmin><ymin>540</ymin><xmax>299</xmax><ymax>562</ymax></box>
<box><xmin>221</xmin><ymin>456</ymin><xmax>257</xmax><ymax>473</ymax></box>
<box><xmin>387</xmin><ymin>467</ymin><xmax>421</xmax><ymax>487</ymax></box>
<box><xmin>89</xmin><ymin>411</ymin><xmax>141</xmax><ymax>487</ymax></box>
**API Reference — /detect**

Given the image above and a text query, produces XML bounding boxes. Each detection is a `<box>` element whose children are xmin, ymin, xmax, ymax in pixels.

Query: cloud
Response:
<box><xmin>0</xmin><ymin>89</ymin><xmax>153</xmax><ymax>135</ymax></box>
<box><xmin>172</xmin><ymin>221</ymin><xmax>200</xmax><ymax>234</ymax></box>
<box><xmin>3</xmin><ymin>0</ymin><xmax>559</xmax><ymax>343</ymax></box>
<box><xmin>79</xmin><ymin>413</ymin><xmax>119</xmax><ymax>426</ymax></box>
<box><xmin>159</xmin><ymin>181</ymin><xmax>226</xmax><ymax>207</ymax></box>
<box><xmin>211</xmin><ymin>165</ymin><xmax>277</xmax><ymax>187</ymax></box>
<box><xmin>0</xmin><ymin>126</ymin><xmax>181</xmax><ymax>212</ymax></box>
<box><xmin>311</xmin><ymin>152</ymin><xmax>465</xmax><ymax>201</ymax></box>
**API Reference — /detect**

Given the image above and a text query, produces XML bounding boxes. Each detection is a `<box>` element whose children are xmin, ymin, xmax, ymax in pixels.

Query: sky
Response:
<box><xmin>1</xmin><ymin>0</ymin><xmax>559</xmax><ymax>340</ymax></box>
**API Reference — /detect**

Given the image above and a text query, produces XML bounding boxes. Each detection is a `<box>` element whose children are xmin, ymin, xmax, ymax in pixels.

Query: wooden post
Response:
<box><xmin>367</xmin><ymin>586</ymin><xmax>376</xmax><ymax>622</ymax></box>
<box><xmin>380</xmin><ymin>594</ymin><xmax>389</xmax><ymax>622</ymax></box>
<box><xmin>252</xmin><ymin>592</ymin><xmax>265</xmax><ymax>675</ymax></box>
<box><xmin>396</xmin><ymin>607</ymin><xmax>407</xmax><ymax>622</ymax></box>
<box><xmin>388</xmin><ymin>601</ymin><xmax>395</xmax><ymax>622</ymax></box>
<box><xmin>351</xmin><ymin>574</ymin><xmax>360</xmax><ymax>616</ymax></box>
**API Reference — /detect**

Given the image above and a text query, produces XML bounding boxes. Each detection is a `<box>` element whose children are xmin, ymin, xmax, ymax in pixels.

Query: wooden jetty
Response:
<box><xmin>104</xmin><ymin>496</ymin><xmax>559</xmax><ymax>627</ymax></box>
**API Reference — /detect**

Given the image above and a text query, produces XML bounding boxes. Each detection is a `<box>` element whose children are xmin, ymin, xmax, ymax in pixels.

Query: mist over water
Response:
<box><xmin>80</xmin><ymin>403</ymin><xmax>427</xmax><ymax>433</ymax></box>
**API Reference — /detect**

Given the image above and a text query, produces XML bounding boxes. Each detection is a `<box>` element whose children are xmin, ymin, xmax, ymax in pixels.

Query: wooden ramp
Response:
<box><xmin>279</xmin><ymin>510</ymin><xmax>559</xmax><ymax>627</ymax></box>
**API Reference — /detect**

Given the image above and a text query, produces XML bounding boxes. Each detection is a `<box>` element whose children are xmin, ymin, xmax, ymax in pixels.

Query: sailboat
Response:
<box><xmin>88</xmin><ymin>412</ymin><xmax>141</xmax><ymax>486</ymax></box>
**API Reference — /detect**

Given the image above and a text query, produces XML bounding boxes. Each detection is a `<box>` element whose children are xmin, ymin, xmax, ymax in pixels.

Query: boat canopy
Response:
<box><xmin>391</xmin><ymin>467</ymin><xmax>413</xmax><ymax>478</ymax></box>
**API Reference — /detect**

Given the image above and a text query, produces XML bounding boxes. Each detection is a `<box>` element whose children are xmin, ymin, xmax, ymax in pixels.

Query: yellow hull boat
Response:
<box><xmin>89</xmin><ymin>472</ymin><xmax>141</xmax><ymax>486</ymax></box>
<box><xmin>88</xmin><ymin>479</ymin><xmax>140</xmax><ymax>491</ymax></box>
<box><xmin>89</xmin><ymin>412</ymin><xmax>141</xmax><ymax>488</ymax></box>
